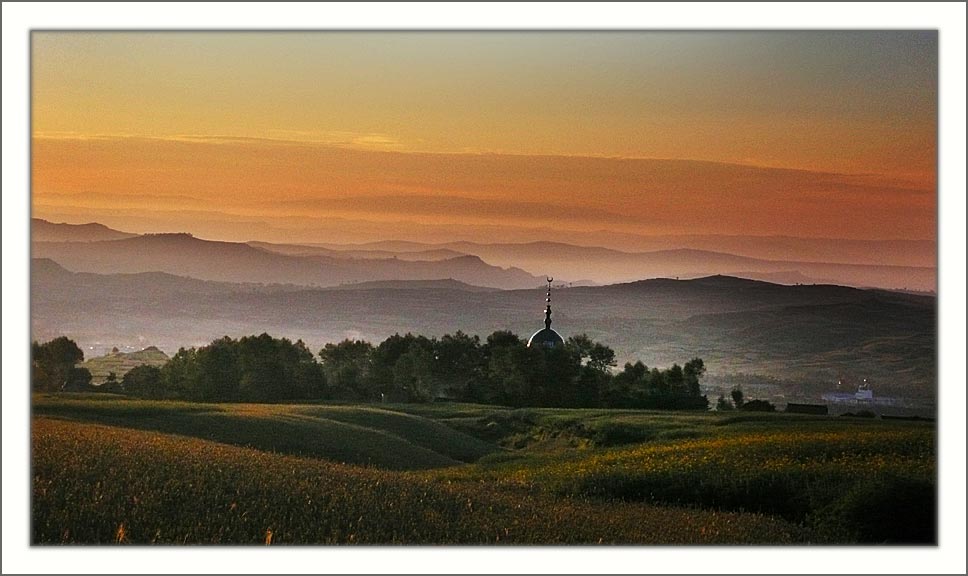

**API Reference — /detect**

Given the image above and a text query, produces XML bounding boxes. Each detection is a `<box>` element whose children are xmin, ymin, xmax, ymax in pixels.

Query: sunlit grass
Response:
<box><xmin>31</xmin><ymin>395</ymin><xmax>936</xmax><ymax>544</ymax></box>
<box><xmin>32</xmin><ymin>417</ymin><xmax>805</xmax><ymax>544</ymax></box>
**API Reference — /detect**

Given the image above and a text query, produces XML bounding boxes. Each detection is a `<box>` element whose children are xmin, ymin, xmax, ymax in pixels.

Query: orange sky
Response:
<box><xmin>31</xmin><ymin>31</ymin><xmax>937</xmax><ymax>245</ymax></box>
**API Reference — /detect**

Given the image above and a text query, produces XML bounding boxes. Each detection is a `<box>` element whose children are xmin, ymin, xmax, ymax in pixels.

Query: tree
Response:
<box><xmin>588</xmin><ymin>343</ymin><xmax>617</xmax><ymax>373</ymax></box>
<box><xmin>393</xmin><ymin>343</ymin><xmax>436</xmax><ymax>402</ymax></box>
<box><xmin>482</xmin><ymin>331</ymin><xmax>531</xmax><ymax>405</ymax></box>
<box><xmin>567</xmin><ymin>334</ymin><xmax>595</xmax><ymax>360</ymax></box>
<box><xmin>122</xmin><ymin>365</ymin><xmax>164</xmax><ymax>398</ymax></box>
<box><xmin>715</xmin><ymin>394</ymin><xmax>734</xmax><ymax>411</ymax></box>
<box><xmin>319</xmin><ymin>339</ymin><xmax>374</xmax><ymax>400</ymax></box>
<box><xmin>370</xmin><ymin>333</ymin><xmax>433</xmax><ymax>401</ymax></box>
<box><xmin>160</xmin><ymin>347</ymin><xmax>198</xmax><ymax>399</ymax></box>
<box><xmin>730</xmin><ymin>387</ymin><xmax>745</xmax><ymax>409</ymax></box>
<box><xmin>157</xmin><ymin>334</ymin><xmax>325</xmax><ymax>403</ymax></box>
<box><xmin>285</xmin><ymin>339</ymin><xmax>326</xmax><ymax>400</ymax></box>
<box><xmin>539</xmin><ymin>343</ymin><xmax>581</xmax><ymax>407</ymax></box>
<box><xmin>99</xmin><ymin>371</ymin><xmax>123</xmax><ymax>394</ymax></box>
<box><xmin>651</xmin><ymin>368</ymin><xmax>669</xmax><ymax>396</ymax></box>
<box><xmin>684</xmin><ymin>358</ymin><xmax>706</xmax><ymax>397</ymax></box>
<box><xmin>32</xmin><ymin>337</ymin><xmax>84</xmax><ymax>391</ymax></box>
<box><xmin>666</xmin><ymin>364</ymin><xmax>686</xmax><ymax>396</ymax></box>
<box><xmin>193</xmin><ymin>336</ymin><xmax>242</xmax><ymax>401</ymax></box>
<box><xmin>564</xmin><ymin>336</ymin><xmax>613</xmax><ymax>408</ymax></box>
<box><xmin>605</xmin><ymin>361</ymin><xmax>648</xmax><ymax>408</ymax></box>
<box><xmin>237</xmin><ymin>333</ymin><xmax>306</xmax><ymax>402</ymax></box>
<box><xmin>64</xmin><ymin>367</ymin><xmax>93</xmax><ymax>391</ymax></box>
<box><xmin>484</xmin><ymin>330</ymin><xmax>523</xmax><ymax>352</ymax></box>
<box><xmin>433</xmin><ymin>331</ymin><xmax>484</xmax><ymax>400</ymax></box>
<box><xmin>486</xmin><ymin>345</ymin><xmax>532</xmax><ymax>406</ymax></box>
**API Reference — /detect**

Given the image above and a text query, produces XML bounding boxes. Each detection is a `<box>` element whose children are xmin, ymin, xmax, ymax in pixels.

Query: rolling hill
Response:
<box><xmin>248</xmin><ymin>240</ymin><xmax>465</xmax><ymax>262</ymax></box>
<box><xmin>31</xmin><ymin>218</ymin><xmax>138</xmax><ymax>243</ymax></box>
<box><xmin>30</xmin><ymin>219</ymin><xmax>935</xmax><ymax>290</ymax></box>
<box><xmin>32</xmin><ymin>262</ymin><xmax>935</xmax><ymax>398</ymax></box>
<box><xmin>311</xmin><ymin>240</ymin><xmax>936</xmax><ymax>291</ymax></box>
<box><xmin>81</xmin><ymin>346</ymin><xmax>170</xmax><ymax>384</ymax></box>
<box><xmin>32</xmin><ymin>233</ymin><xmax>544</xmax><ymax>289</ymax></box>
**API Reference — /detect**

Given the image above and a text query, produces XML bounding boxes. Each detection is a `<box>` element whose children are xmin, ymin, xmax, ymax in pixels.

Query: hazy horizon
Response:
<box><xmin>32</xmin><ymin>31</ymin><xmax>937</xmax><ymax>259</ymax></box>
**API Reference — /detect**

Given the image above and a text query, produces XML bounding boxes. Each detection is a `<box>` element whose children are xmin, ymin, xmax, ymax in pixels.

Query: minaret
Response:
<box><xmin>544</xmin><ymin>277</ymin><xmax>553</xmax><ymax>330</ymax></box>
<box><xmin>528</xmin><ymin>276</ymin><xmax>564</xmax><ymax>348</ymax></box>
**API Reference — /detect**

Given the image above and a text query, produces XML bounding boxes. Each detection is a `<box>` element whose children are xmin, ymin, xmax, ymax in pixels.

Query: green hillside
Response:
<box><xmin>33</xmin><ymin>416</ymin><xmax>805</xmax><ymax>544</ymax></box>
<box><xmin>32</xmin><ymin>395</ymin><xmax>935</xmax><ymax>544</ymax></box>
<box><xmin>32</xmin><ymin>395</ymin><xmax>495</xmax><ymax>470</ymax></box>
<box><xmin>81</xmin><ymin>347</ymin><xmax>169</xmax><ymax>384</ymax></box>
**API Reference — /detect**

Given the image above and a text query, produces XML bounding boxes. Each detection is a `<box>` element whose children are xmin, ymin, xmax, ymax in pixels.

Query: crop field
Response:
<box><xmin>31</xmin><ymin>395</ymin><xmax>935</xmax><ymax>545</ymax></box>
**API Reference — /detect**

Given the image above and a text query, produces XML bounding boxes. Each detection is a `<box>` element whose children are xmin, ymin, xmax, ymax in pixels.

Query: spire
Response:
<box><xmin>528</xmin><ymin>276</ymin><xmax>564</xmax><ymax>348</ymax></box>
<box><xmin>544</xmin><ymin>277</ymin><xmax>553</xmax><ymax>330</ymax></box>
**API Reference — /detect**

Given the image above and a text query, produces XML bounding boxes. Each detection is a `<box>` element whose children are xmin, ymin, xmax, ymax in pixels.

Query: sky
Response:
<box><xmin>31</xmin><ymin>31</ymin><xmax>938</xmax><ymax>246</ymax></box>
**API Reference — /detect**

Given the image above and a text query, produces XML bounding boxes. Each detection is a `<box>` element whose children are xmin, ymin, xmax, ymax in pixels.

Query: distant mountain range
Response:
<box><xmin>247</xmin><ymin>241</ymin><xmax>465</xmax><ymax>262</ymax></box>
<box><xmin>32</xmin><ymin>229</ymin><xmax>544</xmax><ymax>290</ymax></box>
<box><xmin>304</xmin><ymin>240</ymin><xmax>936</xmax><ymax>291</ymax></box>
<box><xmin>32</xmin><ymin>218</ymin><xmax>138</xmax><ymax>243</ymax></box>
<box><xmin>32</xmin><ymin>219</ymin><xmax>935</xmax><ymax>291</ymax></box>
<box><xmin>32</xmin><ymin>259</ymin><xmax>935</xmax><ymax>398</ymax></box>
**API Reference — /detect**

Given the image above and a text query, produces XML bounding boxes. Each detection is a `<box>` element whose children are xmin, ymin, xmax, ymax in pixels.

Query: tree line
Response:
<box><xmin>31</xmin><ymin>332</ymin><xmax>709</xmax><ymax>410</ymax></box>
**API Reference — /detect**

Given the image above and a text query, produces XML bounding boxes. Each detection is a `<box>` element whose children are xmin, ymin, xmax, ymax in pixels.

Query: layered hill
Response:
<box><xmin>31</xmin><ymin>218</ymin><xmax>138</xmax><ymax>243</ymax></box>
<box><xmin>32</xmin><ymin>262</ymin><xmax>935</xmax><ymax>398</ymax></box>
<box><xmin>312</xmin><ymin>240</ymin><xmax>936</xmax><ymax>291</ymax></box>
<box><xmin>81</xmin><ymin>346</ymin><xmax>170</xmax><ymax>384</ymax></box>
<box><xmin>33</xmin><ymin>233</ymin><xmax>543</xmax><ymax>290</ymax></box>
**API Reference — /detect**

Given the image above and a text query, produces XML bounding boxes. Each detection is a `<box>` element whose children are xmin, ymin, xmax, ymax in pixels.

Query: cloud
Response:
<box><xmin>34</xmin><ymin>130</ymin><xmax>405</xmax><ymax>151</ymax></box>
<box><xmin>32</xmin><ymin>134</ymin><xmax>936</xmax><ymax>241</ymax></box>
<box><xmin>271</xmin><ymin>194</ymin><xmax>659</xmax><ymax>228</ymax></box>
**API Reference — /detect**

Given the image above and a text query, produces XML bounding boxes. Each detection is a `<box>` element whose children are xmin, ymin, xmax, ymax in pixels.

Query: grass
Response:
<box><xmin>81</xmin><ymin>347</ymin><xmax>169</xmax><ymax>384</ymax></box>
<box><xmin>33</xmin><ymin>395</ymin><xmax>495</xmax><ymax>470</ymax></box>
<box><xmin>32</xmin><ymin>417</ymin><xmax>805</xmax><ymax>544</ymax></box>
<box><xmin>31</xmin><ymin>395</ymin><xmax>936</xmax><ymax>544</ymax></box>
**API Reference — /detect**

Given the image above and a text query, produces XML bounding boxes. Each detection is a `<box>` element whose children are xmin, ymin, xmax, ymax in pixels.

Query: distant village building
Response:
<box><xmin>527</xmin><ymin>277</ymin><xmax>565</xmax><ymax>348</ymax></box>
<box><xmin>822</xmin><ymin>379</ymin><xmax>897</xmax><ymax>407</ymax></box>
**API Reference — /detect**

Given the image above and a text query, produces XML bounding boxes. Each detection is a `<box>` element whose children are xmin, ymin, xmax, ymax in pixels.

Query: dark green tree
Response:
<box><xmin>160</xmin><ymin>347</ymin><xmax>198</xmax><ymax>399</ymax></box>
<box><xmin>433</xmin><ymin>331</ymin><xmax>484</xmax><ymax>401</ymax></box>
<box><xmin>667</xmin><ymin>363</ymin><xmax>686</xmax><ymax>395</ymax></box>
<box><xmin>683</xmin><ymin>358</ymin><xmax>706</xmax><ymax>396</ymax></box>
<box><xmin>588</xmin><ymin>343</ymin><xmax>617</xmax><ymax>373</ymax></box>
<box><xmin>369</xmin><ymin>333</ymin><xmax>433</xmax><ymax>401</ymax></box>
<box><xmin>32</xmin><ymin>337</ymin><xmax>85</xmax><ymax>392</ymax></box>
<box><xmin>122</xmin><ymin>365</ymin><xmax>164</xmax><ymax>398</ymax></box>
<box><xmin>486</xmin><ymin>345</ymin><xmax>533</xmax><ymax>406</ymax></box>
<box><xmin>319</xmin><ymin>339</ymin><xmax>374</xmax><ymax>400</ymax></box>
<box><xmin>393</xmin><ymin>343</ymin><xmax>436</xmax><ymax>402</ymax></box>
<box><xmin>731</xmin><ymin>387</ymin><xmax>745</xmax><ymax>409</ymax></box>
<box><xmin>193</xmin><ymin>336</ymin><xmax>242</xmax><ymax>402</ymax></box>
<box><xmin>100</xmin><ymin>371</ymin><xmax>123</xmax><ymax>394</ymax></box>
<box><xmin>65</xmin><ymin>367</ymin><xmax>93</xmax><ymax>391</ymax></box>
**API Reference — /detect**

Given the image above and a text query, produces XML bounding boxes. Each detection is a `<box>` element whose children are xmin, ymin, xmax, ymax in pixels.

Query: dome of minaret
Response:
<box><xmin>527</xmin><ymin>277</ymin><xmax>564</xmax><ymax>348</ymax></box>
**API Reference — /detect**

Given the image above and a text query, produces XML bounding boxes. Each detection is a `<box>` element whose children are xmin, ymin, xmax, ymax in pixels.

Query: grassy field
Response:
<box><xmin>80</xmin><ymin>347</ymin><xmax>169</xmax><ymax>384</ymax></box>
<box><xmin>31</xmin><ymin>394</ymin><xmax>935</xmax><ymax>545</ymax></box>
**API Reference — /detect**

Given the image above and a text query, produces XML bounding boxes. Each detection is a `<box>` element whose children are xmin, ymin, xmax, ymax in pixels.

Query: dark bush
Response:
<box><xmin>813</xmin><ymin>475</ymin><xmax>936</xmax><ymax>544</ymax></box>
<box><xmin>740</xmin><ymin>399</ymin><xmax>776</xmax><ymax>412</ymax></box>
<box><xmin>843</xmin><ymin>410</ymin><xmax>877</xmax><ymax>418</ymax></box>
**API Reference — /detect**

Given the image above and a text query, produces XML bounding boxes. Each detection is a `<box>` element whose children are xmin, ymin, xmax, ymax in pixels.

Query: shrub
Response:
<box><xmin>740</xmin><ymin>399</ymin><xmax>776</xmax><ymax>412</ymax></box>
<box><xmin>812</xmin><ymin>475</ymin><xmax>936</xmax><ymax>544</ymax></box>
